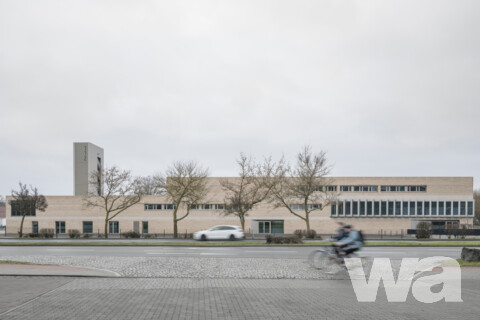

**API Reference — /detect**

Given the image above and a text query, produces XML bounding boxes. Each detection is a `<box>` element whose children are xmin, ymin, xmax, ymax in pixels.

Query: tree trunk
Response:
<box><xmin>19</xmin><ymin>214</ymin><xmax>26</xmax><ymax>237</ymax></box>
<box><xmin>173</xmin><ymin>209</ymin><xmax>178</xmax><ymax>238</ymax></box>
<box><xmin>240</xmin><ymin>215</ymin><xmax>245</xmax><ymax>231</ymax></box>
<box><xmin>305</xmin><ymin>214</ymin><xmax>310</xmax><ymax>232</ymax></box>
<box><xmin>104</xmin><ymin>218</ymin><xmax>108</xmax><ymax>239</ymax></box>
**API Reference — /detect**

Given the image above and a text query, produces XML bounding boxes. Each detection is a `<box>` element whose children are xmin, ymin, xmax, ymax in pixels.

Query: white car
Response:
<box><xmin>193</xmin><ymin>225</ymin><xmax>244</xmax><ymax>241</ymax></box>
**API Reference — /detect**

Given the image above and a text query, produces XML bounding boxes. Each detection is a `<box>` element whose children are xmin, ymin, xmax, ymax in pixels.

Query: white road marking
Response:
<box><xmin>199</xmin><ymin>253</ymin><xmax>237</xmax><ymax>255</ymax></box>
<box><xmin>146</xmin><ymin>252</ymin><xmax>185</xmax><ymax>255</ymax></box>
<box><xmin>243</xmin><ymin>250</ymin><xmax>296</xmax><ymax>254</ymax></box>
<box><xmin>46</xmin><ymin>249</ymin><xmax>94</xmax><ymax>252</ymax></box>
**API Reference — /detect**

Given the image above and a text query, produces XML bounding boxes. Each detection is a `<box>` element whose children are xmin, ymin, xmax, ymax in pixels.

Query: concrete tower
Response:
<box><xmin>74</xmin><ymin>142</ymin><xmax>104</xmax><ymax>196</ymax></box>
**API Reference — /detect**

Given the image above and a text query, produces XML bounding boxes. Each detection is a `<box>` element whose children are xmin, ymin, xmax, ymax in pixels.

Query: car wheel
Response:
<box><xmin>229</xmin><ymin>234</ymin><xmax>236</xmax><ymax>241</ymax></box>
<box><xmin>201</xmin><ymin>234</ymin><xmax>207</xmax><ymax>241</ymax></box>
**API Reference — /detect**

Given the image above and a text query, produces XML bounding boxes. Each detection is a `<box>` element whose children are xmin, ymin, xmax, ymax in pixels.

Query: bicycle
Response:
<box><xmin>308</xmin><ymin>244</ymin><xmax>361</xmax><ymax>274</ymax></box>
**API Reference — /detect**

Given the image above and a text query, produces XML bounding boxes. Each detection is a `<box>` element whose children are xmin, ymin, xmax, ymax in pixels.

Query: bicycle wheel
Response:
<box><xmin>309</xmin><ymin>250</ymin><xmax>333</xmax><ymax>270</ymax></box>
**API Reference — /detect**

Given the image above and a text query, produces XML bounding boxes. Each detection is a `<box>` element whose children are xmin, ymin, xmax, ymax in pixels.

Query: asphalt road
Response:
<box><xmin>0</xmin><ymin>246</ymin><xmax>472</xmax><ymax>260</ymax></box>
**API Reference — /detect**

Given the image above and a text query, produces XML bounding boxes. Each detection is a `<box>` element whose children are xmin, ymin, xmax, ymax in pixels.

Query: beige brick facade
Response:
<box><xmin>6</xmin><ymin>177</ymin><xmax>475</xmax><ymax>236</ymax></box>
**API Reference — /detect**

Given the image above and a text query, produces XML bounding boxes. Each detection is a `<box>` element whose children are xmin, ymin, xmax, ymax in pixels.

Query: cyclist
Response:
<box><xmin>333</xmin><ymin>221</ymin><xmax>347</xmax><ymax>241</ymax></box>
<box><xmin>333</xmin><ymin>225</ymin><xmax>363</xmax><ymax>258</ymax></box>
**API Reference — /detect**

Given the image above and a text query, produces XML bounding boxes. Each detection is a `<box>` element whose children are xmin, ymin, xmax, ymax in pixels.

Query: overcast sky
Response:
<box><xmin>1</xmin><ymin>0</ymin><xmax>479</xmax><ymax>197</ymax></box>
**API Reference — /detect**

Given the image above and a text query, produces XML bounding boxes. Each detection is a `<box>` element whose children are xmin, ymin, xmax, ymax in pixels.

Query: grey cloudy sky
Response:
<box><xmin>1</xmin><ymin>0</ymin><xmax>479</xmax><ymax>196</ymax></box>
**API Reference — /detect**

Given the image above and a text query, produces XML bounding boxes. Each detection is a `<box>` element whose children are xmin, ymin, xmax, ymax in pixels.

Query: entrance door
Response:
<box><xmin>133</xmin><ymin>221</ymin><xmax>140</xmax><ymax>233</ymax></box>
<box><xmin>259</xmin><ymin>221</ymin><xmax>271</xmax><ymax>234</ymax></box>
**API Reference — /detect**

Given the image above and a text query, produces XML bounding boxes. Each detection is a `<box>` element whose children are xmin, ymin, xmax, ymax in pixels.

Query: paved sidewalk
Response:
<box><xmin>0</xmin><ymin>263</ymin><xmax>119</xmax><ymax>277</ymax></box>
<box><xmin>1</xmin><ymin>276</ymin><xmax>479</xmax><ymax>320</ymax></box>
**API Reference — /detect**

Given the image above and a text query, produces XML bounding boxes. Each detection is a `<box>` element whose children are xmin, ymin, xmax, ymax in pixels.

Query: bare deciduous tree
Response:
<box><xmin>139</xmin><ymin>174</ymin><xmax>165</xmax><ymax>195</ymax></box>
<box><xmin>221</xmin><ymin>154</ymin><xmax>276</xmax><ymax>231</ymax></box>
<box><xmin>165</xmin><ymin>161</ymin><xmax>209</xmax><ymax>238</ymax></box>
<box><xmin>83</xmin><ymin>166</ymin><xmax>144</xmax><ymax>238</ymax></box>
<box><xmin>269</xmin><ymin>146</ymin><xmax>337</xmax><ymax>232</ymax></box>
<box><xmin>9</xmin><ymin>183</ymin><xmax>48</xmax><ymax>237</ymax></box>
<box><xmin>0</xmin><ymin>195</ymin><xmax>5</xmax><ymax>207</ymax></box>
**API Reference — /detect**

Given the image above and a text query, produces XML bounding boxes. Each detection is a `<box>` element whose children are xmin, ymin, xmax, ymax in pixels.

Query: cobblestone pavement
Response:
<box><xmin>0</xmin><ymin>255</ymin><xmax>378</xmax><ymax>279</ymax></box>
<box><xmin>1</xmin><ymin>276</ymin><xmax>479</xmax><ymax>320</ymax></box>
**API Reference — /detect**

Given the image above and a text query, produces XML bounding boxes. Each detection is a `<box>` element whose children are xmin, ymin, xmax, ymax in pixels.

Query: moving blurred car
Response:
<box><xmin>193</xmin><ymin>225</ymin><xmax>244</xmax><ymax>241</ymax></box>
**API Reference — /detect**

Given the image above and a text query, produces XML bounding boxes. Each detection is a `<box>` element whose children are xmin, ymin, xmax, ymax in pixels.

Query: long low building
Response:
<box><xmin>5</xmin><ymin>177</ymin><xmax>475</xmax><ymax>237</ymax></box>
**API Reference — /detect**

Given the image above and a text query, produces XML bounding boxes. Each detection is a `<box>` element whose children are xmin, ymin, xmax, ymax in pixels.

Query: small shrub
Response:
<box><xmin>83</xmin><ymin>234</ymin><xmax>91</xmax><ymax>239</ymax></box>
<box><xmin>68</xmin><ymin>229</ymin><xmax>80</xmax><ymax>239</ymax></box>
<box><xmin>28</xmin><ymin>233</ymin><xmax>40</xmax><ymax>238</ymax></box>
<box><xmin>293</xmin><ymin>229</ymin><xmax>318</xmax><ymax>239</ymax></box>
<box><xmin>39</xmin><ymin>228</ymin><xmax>54</xmax><ymax>239</ymax></box>
<box><xmin>293</xmin><ymin>230</ymin><xmax>304</xmax><ymax>238</ymax></box>
<box><xmin>306</xmin><ymin>229</ymin><xmax>317</xmax><ymax>239</ymax></box>
<box><xmin>121</xmin><ymin>231</ymin><xmax>140</xmax><ymax>238</ymax></box>
<box><xmin>97</xmin><ymin>233</ymin><xmax>105</xmax><ymax>239</ymax></box>
<box><xmin>416</xmin><ymin>222</ymin><xmax>432</xmax><ymax>239</ymax></box>
<box><xmin>143</xmin><ymin>234</ymin><xmax>152</xmax><ymax>239</ymax></box>
<box><xmin>266</xmin><ymin>235</ymin><xmax>303</xmax><ymax>244</ymax></box>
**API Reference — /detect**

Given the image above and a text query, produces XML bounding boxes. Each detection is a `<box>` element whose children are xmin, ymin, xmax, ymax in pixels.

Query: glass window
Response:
<box><xmin>345</xmin><ymin>201</ymin><xmax>351</xmax><ymax>215</ymax></box>
<box><xmin>460</xmin><ymin>202</ymin><xmax>466</xmax><ymax>215</ymax></box>
<box><xmin>109</xmin><ymin>221</ymin><xmax>119</xmax><ymax>234</ymax></box>
<box><xmin>11</xmin><ymin>200</ymin><xmax>36</xmax><ymax>217</ymax></box>
<box><xmin>330</xmin><ymin>204</ymin><xmax>336</xmax><ymax>216</ymax></box>
<box><xmin>352</xmin><ymin>201</ymin><xmax>358</xmax><ymax>215</ymax></box>
<box><xmin>431</xmin><ymin>202</ymin><xmax>437</xmax><ymax>216</ymax></box>
<box><xmin>360</xmin><ymin>201</ymin><xmax>365</xmax><ymax>215</ymax></box>
<box><xmin>439</xmin><ymin>201</ymin><xmax>445</xmax><ymax>215</ymax></box>
<box><xmin>417</xmin><ymin>201</ymin><xmax>423</xmax><ymax>215</ymax></box>
<box><xmin>380</xmin><ymin>186</ymin><xmax>388</xmax><ymax>192</ymax></box>
<box><xmin>83</xmin><ymin>221</ymin><xmax>93</xmax><ymax>234</ymax></box>
<box><xmin>402</xmin><ymin>201</ymin><xmax>408</xmax><ymax>215</ymax></box>
<box><xmin>55</xmin><ymin>221</ymin><xmax>66</xmax><ymax>234</ymax></box>
<box><xmin>381</xmin><ymin>201</ymin><xmax>387</xmax><ymax>215</ymax></box>
<box><xmin>409</xmin><ymin>201</ymin><xmax>416</xmax><ymax>216</ymax></box>
<box><xmin>446</xmin><ymin>201</ymin><xmax>451</xmax><ymax>216</ymax></box>
<box><xmin>367</xmin><ymin>201</ymin><xmax>373</xmax><ymax>216</ymax></box>
<box><xmin>419</xmin><ymin>186</ymin><xmax>427</xmax><ymax>192</ymax></box>
<box><xmin>395</xmin><ymin>201</ymin><xmax>401</xmax><ymax>215</ymax></box>
<box><xmin>468</xmin><ymin>201</ymin><xmax>474</xmax><ymax>216</ymax></box>
<box><xmin>338</xmin><ymin>202</ymin><xmax>344</xmax><ymax>215</ymax></box>
<box><xmin>271</xmin><ymin>220</ymin><xmax>284</xmax><ymax>234</ymax></box>
<box><xmin>32</xmin><ymin>221</ymin><xmax>38</xmax><ymax>234</ymax></box>
<box><xmin>142</xmin><ymin>221</ymin><xmax>148</xmax><ymax>234</ymax></box>
<box><xmin>374</xmin><ymin>201</ymin><xmax>380</xmax><ymax>216</ymax></box>
<box><xmin>453</xmin><ymin>201</ymin><xmax>459</xmax><ymax>215</ymax></box>
<box><xmin>424</xmin><ymin>202</ymin><xmax>430</xmax><ymax>216</ymax></box>
<box><xmin>388</xmin><ymin>201</ymin><xmax>394</xmax><ymax>215</ymax></box>
<box><xmin>398</xmin><ymin>186</ymin><xmax>405</xmax><ymax>192</ymax></box>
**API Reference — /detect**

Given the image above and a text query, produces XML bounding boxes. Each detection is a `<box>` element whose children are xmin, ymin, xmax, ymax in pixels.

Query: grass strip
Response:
<box><xmin>440</xmin><ymin>259</ymin><xmax>480</xmax><ymax>267</ymax></box>
<box><xmin>0</xmin><ymin>260</ymin><xmax>33</xmax><ymax>264</ymax></box>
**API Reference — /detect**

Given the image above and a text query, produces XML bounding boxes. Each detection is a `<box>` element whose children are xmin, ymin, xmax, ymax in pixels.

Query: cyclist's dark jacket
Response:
<box><xmin>339</xmin><ymin>231</ymin><xmax>362</xmax><ymax>249</ymax></box>
<box><xmin>334</xmin><ymin>226</ymin><xmax>347</xmax><ymax>240</ymax></box>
